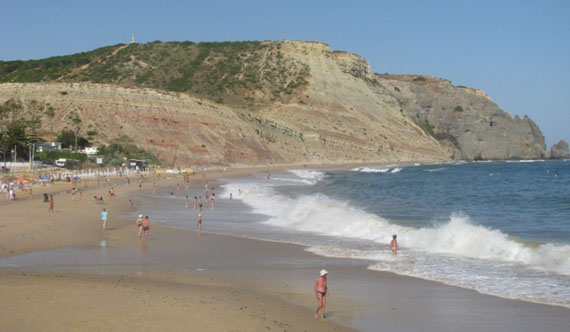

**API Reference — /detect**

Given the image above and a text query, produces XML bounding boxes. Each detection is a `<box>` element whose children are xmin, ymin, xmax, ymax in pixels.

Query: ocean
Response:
<box><xmin>145</xmin><ymin>161</ymin><xmax>570</xmax><ymax>308</ymax></box>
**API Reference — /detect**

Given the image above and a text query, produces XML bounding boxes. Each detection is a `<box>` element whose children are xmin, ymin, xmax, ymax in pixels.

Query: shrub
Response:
<box><xmin>413</xmin><ymin>76</ymin><xmax>427</xmax><ymax>82</ymax></box>
<box><xmin>454</xmin><ymin>106</ymin><xmax>464</xmax><ymax>112</ymax></box>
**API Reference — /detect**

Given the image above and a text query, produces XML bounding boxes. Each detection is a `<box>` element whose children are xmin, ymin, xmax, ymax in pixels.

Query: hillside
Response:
<box><xmin>0</xmin><ymin>41</ymin><xmax>549</xmax><ymax>165</ymax></box>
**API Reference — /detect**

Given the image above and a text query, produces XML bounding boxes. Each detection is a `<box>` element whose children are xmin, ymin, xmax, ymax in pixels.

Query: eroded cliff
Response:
<box><xmin>0</xmin><ymin>41</ymin><xmax>549</xmax><ymax>165</ymax></box>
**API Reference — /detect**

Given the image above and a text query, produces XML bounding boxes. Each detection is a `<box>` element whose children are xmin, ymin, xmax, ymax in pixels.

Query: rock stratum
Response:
<box><xmin>0</xmin><ymin>41</ymin><xmax>550</xmax><ymax>166</ymax></box>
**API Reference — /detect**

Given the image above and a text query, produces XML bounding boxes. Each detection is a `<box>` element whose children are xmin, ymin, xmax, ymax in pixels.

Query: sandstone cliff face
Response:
<box><xmin>0</xmin><ymin>79</ymin><xmax>447</xmax><ymax>166</ymax></box>
<box><xmin>378</xmin><ymin>75</ymin><xmax>548</xmax><ymax>160</ymax></box>
<box><xmin>0</xmin><ymin>41</ymin><xmax>548</xmax><ymax>165</ymax></box>
<box><xmin>550</xmin><ymin>140</ymin><xmax>569</xmax><ymax>159</ymax></box>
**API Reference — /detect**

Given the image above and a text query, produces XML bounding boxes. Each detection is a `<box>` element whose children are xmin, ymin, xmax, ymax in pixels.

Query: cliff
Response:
<box><xmin>377</xmin><ymin>75</ymin><xmax>548</xmax><ymax>160</ymax></box>
<box><xmin>0</xmin><ymin>41</ymin><xmax>548</xmax><ymax>165</ymax></box>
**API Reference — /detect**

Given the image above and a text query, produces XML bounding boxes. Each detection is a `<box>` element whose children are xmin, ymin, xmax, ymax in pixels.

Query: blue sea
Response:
<box><xmin>214</xmin><ymin>161</ymin><xmax>570</xmax><ymax>307</ymax></box>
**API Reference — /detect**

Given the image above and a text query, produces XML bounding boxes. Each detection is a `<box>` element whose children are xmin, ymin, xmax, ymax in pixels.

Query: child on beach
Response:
<box><xmin>197</xmin><ymin>213</ymin><xmax>202</xmax><ymax>232</ymax></box>
<box><xmin>48</xmin><ymin>195</ymin><xmax>54</xmax><ymax>212</ymax></box>
<box><xmin>101</xmin><ymin>208</ymin><xmax>109</xmax><ymax>230</ymax></box>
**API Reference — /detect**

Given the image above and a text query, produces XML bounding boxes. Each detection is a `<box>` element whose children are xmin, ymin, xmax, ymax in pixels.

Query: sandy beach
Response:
<box><xmin>1</xmin><ymin>167</ymin><xmax>570</xmax><ymax>331</ymax></box>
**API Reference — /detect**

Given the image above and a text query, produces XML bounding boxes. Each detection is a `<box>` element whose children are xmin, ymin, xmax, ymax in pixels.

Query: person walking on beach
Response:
<box><xmin>198</xmin><ymin>196</ymin><xmax>203</xmax><ymax>211</ymax></box>
<box><xmin>391</xmin><ymin>234</ymin><xmax>398</xmax><ymax>255</ymax></box>
<box><xmin>185</xmin><ymin>195</ymin><xmax>189</xmax><ymax>209</ymax></box>
<box><xmin>48</xmin><ymin>194</ymin><xmax>54</xmax><ymax>212</ymax></box>
<box><xmin>197</xmin><ymin>213</ymin><xmax>202</xmax><ymax>232</ymax></box>
<box><xmin>101</xmin><ymin>208</ymin><xmax>109</xmax><ymax>230</ymax></box>
<box><xmin>142</xmin><ymin>216</ymin><xmax>151</xmax><ymax>240</ymax></box>
<box><xmin>314</xmin><ymin>269</ymin><xmax>328</xmax><ymax>321</ymax></box>
<box><xmin>71</xmin><ymin>187</ymin><xmax>76</xmax><ymax>201</ymax></box>
<box><xmin>193</xmin><ymin>196</ymin><xmax>197</xmax><ymax>209</ymax></box>
<box><xmin>136</xmin><ymin>214</ymin><xmax>144</xmax><ymax>237</ymax></box>
<box><xmin>211</xmin><ymin>196</ymin><xmax>215</xmax><ymax>209</ymax></box>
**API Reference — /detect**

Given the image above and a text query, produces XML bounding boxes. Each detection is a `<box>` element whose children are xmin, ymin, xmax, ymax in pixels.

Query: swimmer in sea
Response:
<box><xmin>391</xmin><ymin>234</ymin><xmax>398</xmax><ymax>255</ymax></box>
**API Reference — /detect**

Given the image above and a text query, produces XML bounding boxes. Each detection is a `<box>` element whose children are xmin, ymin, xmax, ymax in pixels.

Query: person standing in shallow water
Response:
<box><xmin>142</xmin><ymin>216</ymin><xmax>151</xmax><ymax>240</ymax></box>
<box><xmin>314</xmin><ymin>269</ymin><xmax>328</xmax><ymax>321</ymax></box>
<box><xmin>391</xmin><ymin>234</ymin><xmax>398</xmax><ymax>255</ymax></box>
<box><xmin>101</xmin><ymin>208</ymin><xmax>109</xmax><ymax>230</ymax></box>
<box><xmin>136</xmin><ymin>214</ymin><xmax>143</xmax><ymax>237</ymax></box>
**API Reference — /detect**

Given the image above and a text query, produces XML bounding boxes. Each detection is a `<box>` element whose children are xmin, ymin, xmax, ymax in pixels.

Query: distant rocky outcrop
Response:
<box><xmin>550</xmin><ymin>140</ymin><xmax>569</xmax><ymax>159</ymax></box>
<box><xmin>0</xmin><ymin>41</ymin><xmax>551</xmax><ymax>165</ymax></box>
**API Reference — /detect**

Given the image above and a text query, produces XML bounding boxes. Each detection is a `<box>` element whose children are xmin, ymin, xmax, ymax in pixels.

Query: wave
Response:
<box><xmin>352</xmin><ymin>166</ymin><xmax>402</xmax><ymax>173</ymax></box>
<box><xmin>425</xmin><ymin>167</ymin><xmax>446</xmax><ymax>172</ymax></box>
<box><xmin>286</xmin><ymin>169</ymin><xmax>326</xmax><ymax>185</ymax></box>
<box><xmin>222</xmin><ymin>176</ymin><xmax>570</xmax><ymax>276</ymax></box>
<box><xmin>352</xmin><ymin>167</ymin><xmax>390</xmax><ymax>173</ymax></box>
<box><xmin>505</xmin><ymin>160</ymin><xmax>546</xmax><ymax>163</ymax></box>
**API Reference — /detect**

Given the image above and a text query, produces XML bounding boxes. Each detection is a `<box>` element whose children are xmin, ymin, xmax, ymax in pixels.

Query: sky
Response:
<box><xmin>1</xmin><ymin>0</ymin><xmax>568</xmax><ymax>148</ymax></box>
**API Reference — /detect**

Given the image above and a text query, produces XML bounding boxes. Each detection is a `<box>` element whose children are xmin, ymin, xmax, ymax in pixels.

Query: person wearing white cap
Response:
<box><xmin>314</xmin><ymin>269</ymin><xmax>328</xmax><ymax>321</ymax></box>
<box><xmin>136</xmin><ymin>214</ymin><xmax>144</xmax><ymax>238</ymax></box>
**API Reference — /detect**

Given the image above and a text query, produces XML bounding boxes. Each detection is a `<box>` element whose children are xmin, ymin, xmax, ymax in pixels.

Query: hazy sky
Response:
<box><xmin>1</xmin><ymin>0</ymin><xmax>568</xmax><ymax>147</ymax></box>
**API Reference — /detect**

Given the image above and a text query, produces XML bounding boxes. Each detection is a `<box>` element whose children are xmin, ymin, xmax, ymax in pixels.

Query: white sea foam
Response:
<box><xmin>351</xmin><ymin>166</ymin><xmax>406</xmax><ymax>173</ymax></box>
<box><xmin>223</xmin><ymin>174</ymin><xmax>570</xmax><ymax>275</ymax></box>
<box><xmin>425</xmin><ymin>167</ymin><xmax>446</xmax><ymax>172</ymax></box>
<box><xmin>220</xmin><ymin>169</ymin><xmax>570</xmax><ymax>306</ymax></box>
<box><xmin>352</xmin><ymin>167</ymin><xmax>390</xmax><ymax>173</ymax></box>
<box><xmin>505</xmin><ymin>160</ymin><xmax>546</xmax><ymax>163</ymax></box>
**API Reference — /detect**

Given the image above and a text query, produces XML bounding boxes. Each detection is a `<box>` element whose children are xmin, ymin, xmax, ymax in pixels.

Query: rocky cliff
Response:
<box><xmin>377</xmin><ymin>75</ymin><xmax>548</xmax><ymax>160</ymax></box>
<box><xmin>550</xmin><ymin>140</ymin><xmax>569</xmax><ymax>159</ymax></box>
<box><xmin>0</xmin><ymin>41</ymin><xmax>549</xmax><ymax>165</ymax></box>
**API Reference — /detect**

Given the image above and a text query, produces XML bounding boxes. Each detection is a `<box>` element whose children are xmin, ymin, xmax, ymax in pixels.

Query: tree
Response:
<box><xmin>66</xmin><ymin>110</ymin><xmax>82</xmax><ymax>152</ymax></box>
<box><xmin>0</xmin><ymin>99</ymin><xmax>35</xmax><ymax>162</ymax></box>
<box><xmin>44</xmin><ymin>103</ymin><xmax>56</xmax><ymax>133</ymax></box>
<box><xmin>57</xmin><ymin>129</ymin><xmax>89</xmax><ymax>149</ymax></box>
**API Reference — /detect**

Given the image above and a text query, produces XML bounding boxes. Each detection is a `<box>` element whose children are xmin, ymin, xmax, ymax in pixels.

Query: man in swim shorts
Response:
<box><xmin>142</xmin><ymin>216</ymin><xmax>151</xmax><ymax>240</ymax></box>
<box><xmin>314</xmin><ymin>269</ymin><xmax>328</xmax><ymax>321</ymax></box>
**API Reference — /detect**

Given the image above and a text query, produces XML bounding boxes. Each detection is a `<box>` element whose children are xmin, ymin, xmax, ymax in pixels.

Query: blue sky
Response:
<box><xmin>1</xmin><ymin>0</ymin><xmax>568</xmax><ymax>148</ymax></box>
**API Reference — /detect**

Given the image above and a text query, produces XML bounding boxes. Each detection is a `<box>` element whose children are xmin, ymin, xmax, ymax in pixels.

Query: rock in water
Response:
<box><xmin>550</xmin><ymin>140</ymin><xmax>569</xmax><ymax>159</ymax></box>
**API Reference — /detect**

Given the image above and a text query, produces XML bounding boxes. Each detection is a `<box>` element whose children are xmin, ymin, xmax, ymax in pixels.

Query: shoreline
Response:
<box><xmin>2</xmin><ymin>164</ymin><xmax>570</xmax><ymax>331</ymax></box>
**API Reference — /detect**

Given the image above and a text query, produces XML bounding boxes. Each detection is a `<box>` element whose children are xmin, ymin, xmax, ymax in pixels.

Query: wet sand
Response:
<box><xmin>1</xmin><ymin>167</ymin><xmax>570</xmax><ymax>331</ymax></box>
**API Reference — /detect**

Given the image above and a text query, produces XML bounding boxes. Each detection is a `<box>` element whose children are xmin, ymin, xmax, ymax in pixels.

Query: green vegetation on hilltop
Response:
<box><xmin>0</xmin><ymin>41</ymin><xmax>311</xmax><ymax>106</ymax></box>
